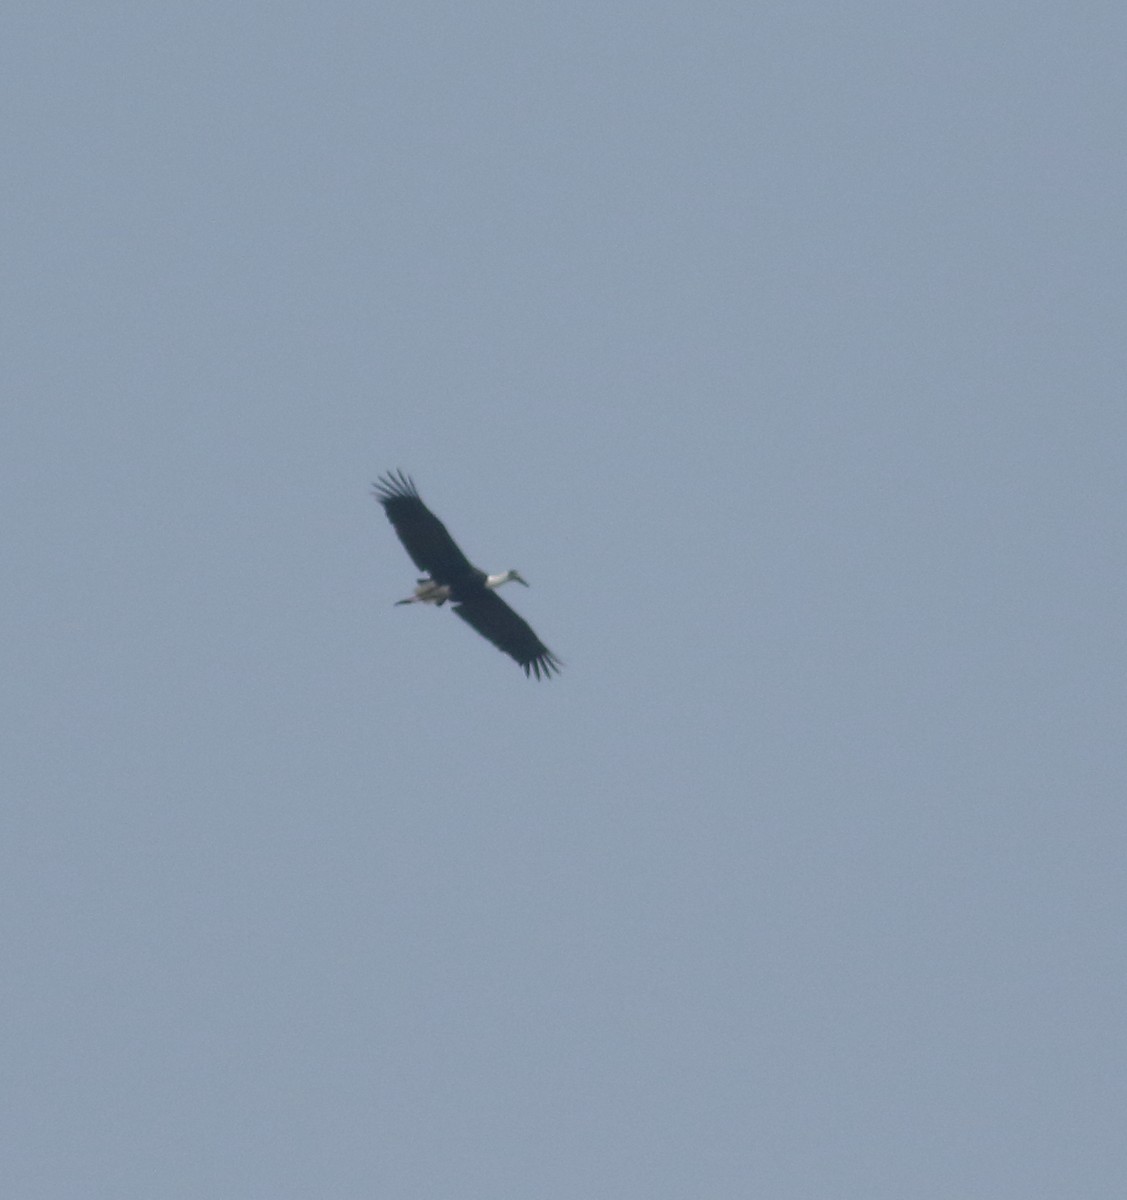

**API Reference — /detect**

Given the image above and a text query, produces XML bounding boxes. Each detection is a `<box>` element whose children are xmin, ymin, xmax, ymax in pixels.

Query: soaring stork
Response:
<box><xmin>373</xmin><ymin>470</ymin><xmax>562</xmax><ymax>680</ymax></box>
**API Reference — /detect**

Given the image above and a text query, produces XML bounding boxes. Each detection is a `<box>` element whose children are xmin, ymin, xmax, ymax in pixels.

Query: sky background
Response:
<box><xmin>3</xmin><ymin>3</ymin><xmax>1125</xmax><ymax>1197</ymax></box>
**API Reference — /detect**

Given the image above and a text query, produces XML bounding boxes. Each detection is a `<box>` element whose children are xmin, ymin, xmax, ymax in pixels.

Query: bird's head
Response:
<box><xmin>508</xmin><ymin>569</ymin><xmax>530</xmax><ymax>587</ymax></box>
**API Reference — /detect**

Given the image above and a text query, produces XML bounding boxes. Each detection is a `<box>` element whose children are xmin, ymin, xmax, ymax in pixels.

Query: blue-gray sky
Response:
<box><xmin>4</xmin><ymin>3</ymin><xmax>1125</xmax><ymax>1196</ymax></box>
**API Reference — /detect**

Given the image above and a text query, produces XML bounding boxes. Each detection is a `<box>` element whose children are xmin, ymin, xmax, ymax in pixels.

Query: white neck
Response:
<box><xmin>485</xmin><ymin>571</ymin><xmax>514</xmax><ymax>589</ymax></box>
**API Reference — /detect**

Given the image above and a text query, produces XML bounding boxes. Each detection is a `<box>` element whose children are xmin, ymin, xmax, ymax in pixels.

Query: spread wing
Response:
<box><xmin>453</xmin><ymin>590</ymin><xmax>562</xmax><ymax>680</ymax></box>
<box><xmin>373</xmin><ymin>470</ymin><xmax>478</xmax><ymax>585</ymax></box>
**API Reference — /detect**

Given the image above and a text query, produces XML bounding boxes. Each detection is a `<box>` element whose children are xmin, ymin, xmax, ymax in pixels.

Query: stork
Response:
<box><xmin>373</xmin><ymin>470</ymin><xmax>562</xmax><ymax>680</ymax></box>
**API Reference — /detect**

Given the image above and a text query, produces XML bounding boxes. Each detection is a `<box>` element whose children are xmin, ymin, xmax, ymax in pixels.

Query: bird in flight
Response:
<box><xmin>373</xmin><ymin>470</ymin><xmax>562</xmax><ymax>679</ymax></box>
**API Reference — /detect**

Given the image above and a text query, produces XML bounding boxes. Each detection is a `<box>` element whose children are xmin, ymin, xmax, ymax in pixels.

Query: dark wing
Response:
<box><xmin>373</xmin><ymin>470</ymin><xmax>478</xmax><ymax>585</ymax></box>
<box><xmin>453</xmin><ymin>590</ymin><xmax>562</xmax><ymax>680</ymax></box>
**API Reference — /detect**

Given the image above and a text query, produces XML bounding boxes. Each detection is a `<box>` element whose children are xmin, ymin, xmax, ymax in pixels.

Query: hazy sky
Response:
<box><xmin>3</xmin><ymin>3</ymin><xmax>1125</xmax><ymax>1197</ymax></box>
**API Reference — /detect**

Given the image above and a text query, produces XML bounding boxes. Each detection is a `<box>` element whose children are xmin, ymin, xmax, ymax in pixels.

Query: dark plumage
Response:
<box><xmin>373</xmin><ymin>471</ymin><xmax>562</xmax><ymax>679</ymax></box>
